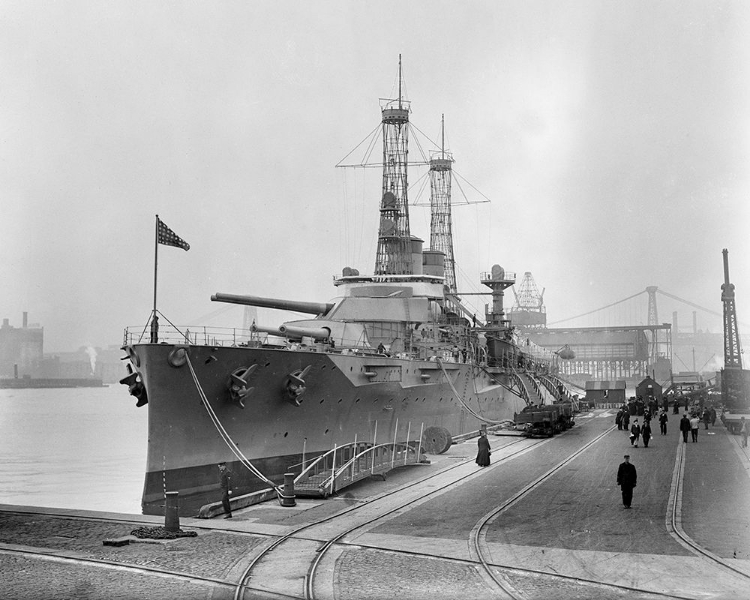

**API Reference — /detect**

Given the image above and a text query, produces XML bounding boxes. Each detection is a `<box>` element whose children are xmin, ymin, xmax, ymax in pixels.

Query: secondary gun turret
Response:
<box><xmin>211</xmin><ymin>293</ymin><xmax>335</xmax><ymax>316</ymax></box>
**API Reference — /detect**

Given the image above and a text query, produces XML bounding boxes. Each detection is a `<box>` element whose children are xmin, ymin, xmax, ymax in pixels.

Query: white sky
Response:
<box><xmin>1</xmin><ymin>1</ymin><xmax>749</xmax><ymax>353</ymax></box>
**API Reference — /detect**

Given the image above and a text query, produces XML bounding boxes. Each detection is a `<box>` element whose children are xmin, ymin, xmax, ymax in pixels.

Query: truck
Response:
<box><xmin>721</xmin><ymin>410</ymin><xmax>750</xmax><ymax>435</ymax></box>
<box><xmin>515</xmin><ymin>406</ymin><xmax>555</xmax><ymax>437</ymax></box>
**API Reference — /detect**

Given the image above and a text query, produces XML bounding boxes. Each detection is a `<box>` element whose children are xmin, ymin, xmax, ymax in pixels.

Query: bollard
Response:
<box><xmin>165</xmin><ymin>491</ymin><xmax>180</xmax><ymax>531</ymax></box>
<box><xmin>280</xmin><ymin>472</ymin><xmax>296</xmax><ymax>507</ymax></box>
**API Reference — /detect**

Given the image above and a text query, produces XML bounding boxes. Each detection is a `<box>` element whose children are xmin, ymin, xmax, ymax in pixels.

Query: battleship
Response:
<box><xmin>121</xmin><ymin>59</ymin><xmax>567</xmax><ymax>516</ymax></box>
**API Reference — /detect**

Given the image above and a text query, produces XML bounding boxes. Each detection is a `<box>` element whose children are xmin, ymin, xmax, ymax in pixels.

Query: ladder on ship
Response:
<box><xmin>293</xmin><ymin>440</ymin><xmax>426</xmax><ymax>498</ymax></box>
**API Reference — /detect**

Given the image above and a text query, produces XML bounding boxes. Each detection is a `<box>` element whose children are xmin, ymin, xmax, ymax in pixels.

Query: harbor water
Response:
<box><xmin>0</xmin><ymin>385</ymin><xmax>147</xmax><ymax>514</ymax></box>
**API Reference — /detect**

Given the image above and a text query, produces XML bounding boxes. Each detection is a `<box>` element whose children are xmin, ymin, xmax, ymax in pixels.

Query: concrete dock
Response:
<box><xmin>2</xmin><ymin>409</ymin><xmax>749</xmax><ymax>599</ymax></box>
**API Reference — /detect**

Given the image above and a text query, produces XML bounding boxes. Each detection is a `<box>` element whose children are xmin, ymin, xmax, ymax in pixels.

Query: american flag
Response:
<box><xmin>157</xmin><ymin>218</ymin><xmax>190</xmax><ymax>251</ymax></box>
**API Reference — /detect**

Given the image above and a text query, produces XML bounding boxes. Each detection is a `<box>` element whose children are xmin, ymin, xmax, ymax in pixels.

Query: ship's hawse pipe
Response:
<box><xmin>212</xmin><ymin>293</ymin><xmax>334</xmax><ymax>316</ymax></box>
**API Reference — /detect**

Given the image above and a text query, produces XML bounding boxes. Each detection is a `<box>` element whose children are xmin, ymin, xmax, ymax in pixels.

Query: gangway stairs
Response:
<box><xmin>293</xmin><ymin>440</ymin><xmax>426</xmax><ymax>498</ymax></box>
<box><xmin>516</xmin><ymin>372</ymin><xmax>545</xmax><ymax>404</ymax></box>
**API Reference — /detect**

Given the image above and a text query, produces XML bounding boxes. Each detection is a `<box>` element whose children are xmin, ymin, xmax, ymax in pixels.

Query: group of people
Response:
<box><xmin>677</xmin><ymin>406</ymin><xmax>718</xmax><ymax>442</ymax></box>
<box><xmin>679</xmin><ymin>412</ymin><xmax>700</xmax><ymax>443</ymax></box>
<box><xmin>616</xmin><ymin>404</ymin><xmax>672</xmax><ymax>448</ymax></box>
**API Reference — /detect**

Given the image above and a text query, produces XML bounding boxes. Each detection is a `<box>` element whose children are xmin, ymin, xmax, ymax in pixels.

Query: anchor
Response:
<box><xmin>119</xmin><ymin>364</ymin><xmax>148</xmax><ymax>407</ymax></box>
<box><xmin>285</xmin><ymin>365</ymin><xmax>312</xmax><ymax>406</ymax></box>
<box><xmin>227</xmin><ymin>364</ymin><xmax>257</xmax><ymax>408</ymax></box>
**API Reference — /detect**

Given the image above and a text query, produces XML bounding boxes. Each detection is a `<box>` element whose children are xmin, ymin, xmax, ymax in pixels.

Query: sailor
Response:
<box><xmin>218</xmin><ymin>462</ymin><xmax>233</xmax><ymax>519</ymax></box>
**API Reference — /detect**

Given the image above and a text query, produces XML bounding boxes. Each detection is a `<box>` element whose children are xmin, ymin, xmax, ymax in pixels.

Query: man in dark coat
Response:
<box><xmin>630</xmin><ymin>419</ymin><xmax>641</xmax><ymax>448</ymax></box>
<box><xmin>218</xmin><ymin>462</ymin><xmax>233</xmax><ymax>518</ymax></box>
<box><xmin>476</xmin><ymin>431</ymin><xmax>491</xmax><ymax>467</ymax></box>
<box><xmin>642</xmin><ymin>420</ymin><xmax>652</xmax><ymax>448</ymax></box>
<box><xmin>659</xmin><ymin>410</ymin><xmax>668</xmax><ymax>435</ymax></box>
<box><xmin>617</xmin><ymin>454</ymin><xmax>637</xmax><ymax>508</ymax></box>
<box><xmin>679</xmin><ymin>414</ymin><xmax>691</xmax><ymax>443</ymax></box>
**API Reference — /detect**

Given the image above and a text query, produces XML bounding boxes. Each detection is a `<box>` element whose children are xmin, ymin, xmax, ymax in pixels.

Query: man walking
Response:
<box><xmin>679</xmin><ymin>413</ymin><xmax>691</xmax><ymax>443</ymax></box>
<box><xmin>741</xmin><ymin>417</ymin><xmax>748</xmax><ymax>448</ymax></box>
<box><xmin>630</xmin><ymin>419</ymin><xmax>641</xmax><ymax>448</ymax></box>
<box><xmin>218</xmin><ymin>462</ymin><xmax>233</xmax><ymax>519</ymax></box>
<box><xmin>617</xmin><ymin>454</ymin><xmax>637</xmax><ymax>509</ymax></box>
<box><xmin>690</xmin><ymin>413</ymin><xmax>700</xmax><ymax>443</ymax></box>
<box><xmin>659</xmin><ymin>410</ymin><xmax>668</xmax><ymax>435</ymax></box>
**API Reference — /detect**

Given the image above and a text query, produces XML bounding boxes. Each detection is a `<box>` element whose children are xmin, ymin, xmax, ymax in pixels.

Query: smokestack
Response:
<box><xmin>672</xmin><ymin>311</ymin><xmax>678</xmax><ymax>337</ymax></box>
<box><xmin>693</xmin><ymin>311</ymin><xmax>697</xmax><ymax>334</ymax></box>
<box><xmin>22</xmin><ymin>312</ymin><xmax>27</xmax><ymax>328</ymax></box>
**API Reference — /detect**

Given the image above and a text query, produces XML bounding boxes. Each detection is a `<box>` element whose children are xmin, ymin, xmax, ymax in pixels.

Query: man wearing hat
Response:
<box><xmin>218</xmin><ymin>462</ymin><xmax>233</xmax><ymax>519</ymax></box>
<box><xmin>616</xmin><ymin>454</ymin><xmax>637</xmax><ymax>509</ymax></box>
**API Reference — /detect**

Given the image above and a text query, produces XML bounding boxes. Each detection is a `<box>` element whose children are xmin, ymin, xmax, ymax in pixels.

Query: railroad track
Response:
<box><xmin>236</xmin><ymin>420</ymin><xmax>750</xmax><ymax>600</ymax></box>
<box><xmin>233</xmin><ymin>435</ymin><xmax>543</xmax><ymax>600</ymax></box>
<box><xmin>4</xmin><ymin>424</ymin><xmax>748</xmax><ymax>600</ymax></box>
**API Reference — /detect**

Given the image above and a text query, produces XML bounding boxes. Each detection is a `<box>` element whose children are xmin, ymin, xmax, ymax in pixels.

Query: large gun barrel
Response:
<box><xmin>212</xmin><ymin>293</ymin><xmax>334</xmax><ymax>316</ymax></box>
<box><xmin>279</xmin><ymin>324</ymin><xmax>331</xmax><ymax>341</ymax></box>
<box><xmin>250</xmin><ymin>324</ymin><xmax>284</xmax><ymax>337</ymax></box>
<box><xmin>251</xmin><ymin>323</ymin><xmax>331</xmax><ymax>341</ymax></box>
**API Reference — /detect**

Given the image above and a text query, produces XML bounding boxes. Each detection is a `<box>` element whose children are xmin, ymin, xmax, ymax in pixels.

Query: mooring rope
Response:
<box><xmin>435</xmin><ymin>358</ymin><xmax>513</xmax><ymax>425</ymax></box>
<box><xmin>184</xmin><ymin>354</ymin><xmax>282</xmax><ymax>494</ymax></box>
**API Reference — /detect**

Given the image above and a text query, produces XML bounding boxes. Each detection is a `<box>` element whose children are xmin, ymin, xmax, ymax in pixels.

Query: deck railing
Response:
<box><xmin>122</xmin><ymin>325</ymin><xmax>260</xmax><ymax>347</ymax></box>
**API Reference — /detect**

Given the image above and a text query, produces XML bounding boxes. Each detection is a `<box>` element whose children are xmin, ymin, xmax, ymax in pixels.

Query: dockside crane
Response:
<box><xmin>720</xmin><ymin>248</ymin><xmax>748</xmax><ymax>409</ymax></box>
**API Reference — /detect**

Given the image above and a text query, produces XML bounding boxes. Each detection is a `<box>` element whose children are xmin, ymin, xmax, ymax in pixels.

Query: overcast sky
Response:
<box><xmin>1</xmin><ymin>1</ymin><xmax>748</xmax><ymax>354</ymax></box>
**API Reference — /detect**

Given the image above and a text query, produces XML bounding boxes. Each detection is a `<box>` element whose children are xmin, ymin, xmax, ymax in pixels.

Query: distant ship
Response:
<box><xmin>121</xmin><ymin>59</ymin><xmax>565</xmax><ymax>516</ymax></box>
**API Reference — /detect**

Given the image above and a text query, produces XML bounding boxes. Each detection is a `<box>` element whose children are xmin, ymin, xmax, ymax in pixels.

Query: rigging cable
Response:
<box><xmin>435</xmin><ymin>357</ymin><xmax>516</xmax><ymax>425</ymax></box>
<box><xmin>185</xmin><ymin>353</ymin><xmax>282</xmax><ymax>496</ymax></box>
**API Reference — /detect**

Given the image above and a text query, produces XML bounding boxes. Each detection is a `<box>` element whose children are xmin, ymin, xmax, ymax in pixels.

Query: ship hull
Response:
<box><xmin>133</xmin><ymin>342</ymin><xmax>525</xmax><ymax>515</ymax></box>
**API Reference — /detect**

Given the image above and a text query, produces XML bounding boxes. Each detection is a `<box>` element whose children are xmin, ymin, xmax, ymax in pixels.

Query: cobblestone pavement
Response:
<box><xmin>2</xmin><ymin>553</ymin><xmax>217</xmax><ymax>600</ymax></box>
<box><xmin>2</xmin><ymin>413</ymin><xmax>749</xmax><ymax>600</ymax></box>
<box><xmin>0</xmin><ymin>512</ymin><xmax>264</xmax><ymax>580</ymax></box>
<box><xmin>334</xmin><ymin>548</ymin><xmax>490</xmax><ymax>600</ymax></box>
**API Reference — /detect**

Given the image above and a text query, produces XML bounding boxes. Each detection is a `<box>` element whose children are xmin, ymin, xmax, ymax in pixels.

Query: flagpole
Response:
<box><xmin>152</xmin><ymin>214</ymin><xmax>159</xmax><ymax>343</ymax></box>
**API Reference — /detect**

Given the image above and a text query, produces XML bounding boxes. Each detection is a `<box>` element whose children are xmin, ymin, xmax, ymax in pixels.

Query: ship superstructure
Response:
<box><xmin>121</xmin><ymin>60</ymin><xmax>563</xmax><ymax>516</ymax></box>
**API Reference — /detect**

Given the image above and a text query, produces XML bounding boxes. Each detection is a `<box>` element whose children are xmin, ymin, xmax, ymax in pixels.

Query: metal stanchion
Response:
<box><xmin>165</xmin><ymin>491</ymin><xmax>180</xmax><ymax>531</ymax></box>
<box><xmin>280</xmin><ymin>473</ymin><xmax>296</xmax><ymax>507</ymax></box>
